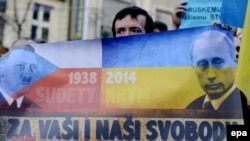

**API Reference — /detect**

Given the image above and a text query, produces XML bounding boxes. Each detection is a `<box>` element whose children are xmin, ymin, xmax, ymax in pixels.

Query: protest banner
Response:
<box><xmin>179</xmin><ymin>0</ymin><xmax>222</xmax><ymax>29</ymax></box>
<box><xmin>0</xmin><ymin>25</ymin><xmax>244</xmax><ymax>140</ymax></box>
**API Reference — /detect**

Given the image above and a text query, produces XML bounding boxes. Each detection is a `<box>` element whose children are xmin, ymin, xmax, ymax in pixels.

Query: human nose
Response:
<box><xmin>207</xmin><ymin>67</ymin><xmax>216</xmax><ymax>83</ymax></box>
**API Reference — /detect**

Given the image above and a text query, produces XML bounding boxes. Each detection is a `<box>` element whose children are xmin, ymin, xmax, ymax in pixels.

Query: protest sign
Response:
<box><xmin>221</xmin><ymin>0</ymin><xmax>248</xmax><ymax>28</ymax></box>
<box><xmin>0</xmin><ymin>25</ymin><xmax>243</xmax><ymax>140</ymax></box>
<box><xmin>179</xmin><ymin>0</ymin><xmax>222</xmax><ymax>29</ymax></box>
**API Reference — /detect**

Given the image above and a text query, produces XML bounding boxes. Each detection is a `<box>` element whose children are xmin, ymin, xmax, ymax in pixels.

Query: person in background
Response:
<box><xmin>11</xmin><ymin>37</ymin><xmax>47</xmax><ymax>49</ymax></box>
<box><xmin>11</xmin><ymin>37</ymin><xmax>36</xmax><ymax>48</ymax></box>
<box><xmin>234</xmin><ymin>35</ymin><xmax>241</xmax><ymax>62</ymax></box>
<box><xmin>112</xmin><ymin>5</ymin><xmax>182</xmax><ymax>37</ymax></box>
<box><xmin>153</xmin><ymin>21</ymin><xmax>168</xmax><ymax>32</ymax></box>
<box><xmin>33</xmin><ymin>38</ymin><xmax>47</xmax><ymax>44</ymax></box>
<box><xmin>112</xmin><ymin>6</ymin><xmax>154</xmax><ymax>37</ymax></box>
<box><xmin>171</xmin><ymin>1</ymin><xmax>187</xmax><ymax>30</ymax></box>
<box><xmin>231</xmin><ymin>27</ymin><xmax>242</xmax><ymax>62</ymax></box>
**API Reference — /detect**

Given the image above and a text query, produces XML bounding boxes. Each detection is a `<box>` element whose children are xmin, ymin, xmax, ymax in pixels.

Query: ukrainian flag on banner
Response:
<box><xmin>236</xmin><ymin>2</ymin><xmax>250</xmax><ymax>102</ymax></box>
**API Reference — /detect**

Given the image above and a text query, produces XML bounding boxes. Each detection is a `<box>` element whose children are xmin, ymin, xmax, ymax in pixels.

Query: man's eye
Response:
<box><xmin>212</xmin><ymin>58</ymin><xmax>224</xmax><ymax>67</ymax></box>
<box><xmin>116</xmin><ymin>29</ymin><xmax>124</xmax><ymax>34</ymax></box>
<box><xmin>131</xmin><ymin>28</ymin><xmax>142</xmax><ymax>33</ymax></box>
<box><xmin>30</xmin><ymin>64</ymin><xmax>38</xmax><ymax>70</ymax></box>
<box><xmin>197</xmin><ymin>61</ymin><xmax>209</xmax><ymax>67</ymax></box>
<box><xmin>196</xmin><ymin>60</ymin><xmax>209</xmax><ymax>71</ymax></box>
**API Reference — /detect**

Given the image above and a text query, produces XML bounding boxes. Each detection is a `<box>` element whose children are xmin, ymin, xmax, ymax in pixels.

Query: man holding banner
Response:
<box><xmin>112</xmin><ymin>6</ymin><xmax>154</xmax><ymax>37</ymax></box>
<box><xmin>186</xmin><ymin>30</ymin><xmax>242</xmax><ymax>110</ymax></box>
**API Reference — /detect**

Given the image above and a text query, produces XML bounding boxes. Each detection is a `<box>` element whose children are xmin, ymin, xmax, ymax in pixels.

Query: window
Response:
<box><xmin>32</xmin><ymin>4</ymin><xmax>39</xmax><ymax>20</ymax></box>
<box><xmin>31</xmin><ymin>25</ymin><xmax>37</xmax><ymax>39</ymax></box>
<box><xmin>43</xmin><ymin>6</ymin><xmax>50</xmax><ymax>22</ymax></box>
<box><xmin>0</xmin><ymin>1</ymin><xmax>6</xmax><ymax>44</ymax></box>
<box><xmin>42</xmin><ymin>27</ymin><xmax>49</xmax><ymax>41</ymax></box>
<box><xmin>31</xmin><ymin>3</ymin><xmax>51</xmax><ymax>41</ymax></box>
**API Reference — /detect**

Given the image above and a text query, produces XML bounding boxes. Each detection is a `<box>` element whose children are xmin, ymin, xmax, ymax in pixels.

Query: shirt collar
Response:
<box><xmin>1</xmin><ymin>88</ymin><xmax>24</xmax><ymax>108</ymax></box>
<box><xmin>203</xmin><ymin>85</ymin><xmax>236</xmax><ymax>110</ymax></box>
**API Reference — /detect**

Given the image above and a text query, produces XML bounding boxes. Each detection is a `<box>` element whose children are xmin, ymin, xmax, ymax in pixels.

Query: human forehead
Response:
<box><xmin>191</xmin><ymin>33</ymin><xmax>233</xmax><ymax>56</ymax></box>
<box><xmin>115</xmin><ymin>14</ymin><xmax>146</xmax><ymax>28</ymax></box>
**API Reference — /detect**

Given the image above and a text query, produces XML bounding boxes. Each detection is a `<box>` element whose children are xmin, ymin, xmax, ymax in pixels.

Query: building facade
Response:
<box><xmin>1</xmin><ymin>0</ymin><xmax>178</xmax><ymax>48</ymax></box>
<box><xmin>2</xmin><ymin>0</ymin><xmax>70</xmax><ymax>48</ymax></box>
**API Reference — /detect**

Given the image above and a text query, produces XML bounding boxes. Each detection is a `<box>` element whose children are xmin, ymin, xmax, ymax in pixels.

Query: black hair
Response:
<box><xmin>112</xmin><ymin>6</ymin><xmax>154</xmax><ymax>37</ymax></box>
<box><xmin>153</xmin><ymin>21</ymin><xmax>168</xmax><ymax>31</ymax></box>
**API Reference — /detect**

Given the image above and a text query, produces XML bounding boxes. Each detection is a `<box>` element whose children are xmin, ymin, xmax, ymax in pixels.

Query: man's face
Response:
<box><xmin>1</xmin><ymin>50</ymin><xmax>38</xmax><ymax>96</ymax></box>
<box><xmin>114</xmin><ymin>14</ymin><xmax>146</xmax><ymax>37</ymax></box>
<box><xmin>192</xmin><ymin>38</ymin><xmax>235</xmax><ymax>99</ymax></box>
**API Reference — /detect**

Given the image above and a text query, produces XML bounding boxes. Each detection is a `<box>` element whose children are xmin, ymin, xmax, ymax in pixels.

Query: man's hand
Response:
<box><xmin>213</xmin><ymin>21</ymin><xmax>231</xmax><ymax>29</ymax></box>
<box><xmin>171</xmin><ymin>2</ymin><xmax>187</xmax><ymax>29</ymax></box>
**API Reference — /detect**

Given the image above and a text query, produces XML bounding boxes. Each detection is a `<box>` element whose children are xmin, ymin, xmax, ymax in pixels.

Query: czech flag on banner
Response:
<box><xmin>236</xmin><ymin>2</ymin><xmax>250</xmax><ymax>103</ymax></box>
